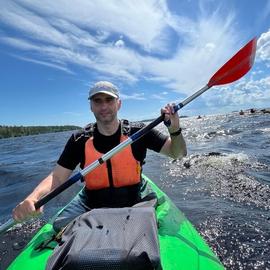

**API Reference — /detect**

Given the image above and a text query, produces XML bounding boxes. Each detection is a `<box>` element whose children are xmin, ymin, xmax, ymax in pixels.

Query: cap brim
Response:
<box><xmin>88</xmin><ymin>90</ymin><xmax>118</xmax><ymax>99</ymax></box>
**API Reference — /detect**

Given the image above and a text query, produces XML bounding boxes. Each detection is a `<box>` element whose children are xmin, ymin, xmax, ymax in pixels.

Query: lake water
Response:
<box><xmin>0</xmin><ymin>111</ymin><xmax>269</xmax><ymax>269</ymax></box>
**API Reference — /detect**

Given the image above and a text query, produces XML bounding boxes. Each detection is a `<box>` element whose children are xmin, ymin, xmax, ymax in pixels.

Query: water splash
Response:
<box><xmin>167</xmin><ymin>152</ymin><xmax>270</xmax><ymax>210</ymax></box>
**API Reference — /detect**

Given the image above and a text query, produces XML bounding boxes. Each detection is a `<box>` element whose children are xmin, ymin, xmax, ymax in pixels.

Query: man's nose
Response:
<box><xmin>100</xmin><ymin>101</ymin><xmax>109</xmax><ymax>108</ymax></box>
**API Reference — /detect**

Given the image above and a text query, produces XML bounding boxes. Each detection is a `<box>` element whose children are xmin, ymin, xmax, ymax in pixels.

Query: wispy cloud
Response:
<box><xmin>63</xmin><ymin>111</ymin><xmax>82</xmax><ymax>117</ymax></box>
<box><xmin>1</xmin><ymin>1</ymin><xmax>71</xmax><ymax>47</ymax></box>
<box><xmin>0</xmin><ymin>0</ymin><xmax>255</xmax><ymax>98</ymax></box>
<box><xmin>5</xmin><ymin>0</ymin><xmax>170</xmax><ymax>52</ymax></box>
<box><xmin>151</xmin><ymin>91</ymin><xmax>169</xmax><ymax>100</ymax></box>
<box><xmin>257</xmin><ymin>29</ymin><xmax>270</xmax><ymax>67</ymax></box>
<box><xmin>12</xmin><ymin>54</ymin><xmax>74</xmax><ymax>74</ymax></box>
<box><xmin>199</xmin><ymin>32</ymin><xmax>270</xmax><ymax>112</ymax></box>
<box><xmin>203</xmin><ymin>75</ymin><xmax>270</xmax><ymax>111</ymax></box>
<box><xmin>120</xmin><ymin>92</ymin><xmax>146</xmax><ymax>100</ymax></box>
<box><xmin>151</xmin><ymin>94</ymin><xmax>165</xmax><ymax>100</ymax></box>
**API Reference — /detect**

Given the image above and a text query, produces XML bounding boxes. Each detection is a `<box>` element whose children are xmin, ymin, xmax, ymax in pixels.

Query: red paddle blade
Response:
<box><xmin>208</xmin><ymin>37</ymin><xmax>257</xmax><ymax>87</ymax></box>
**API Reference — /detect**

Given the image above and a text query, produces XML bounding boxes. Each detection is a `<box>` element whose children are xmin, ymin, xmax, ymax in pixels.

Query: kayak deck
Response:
<box><xmin>7</xmin><ymin>174</ymin><xmax>224</xmax><ymax>270</ymax></box>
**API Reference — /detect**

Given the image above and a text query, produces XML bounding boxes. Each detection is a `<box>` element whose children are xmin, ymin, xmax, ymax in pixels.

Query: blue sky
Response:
<box><xmin>0</xmin><ymin>0</ymin><xmax>270</xmax><ymax>126</ymax></box>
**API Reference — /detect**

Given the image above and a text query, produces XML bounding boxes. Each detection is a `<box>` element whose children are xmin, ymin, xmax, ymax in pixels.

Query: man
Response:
<box><xmin>12</xmin><ymin>81</ymin><xmax>187</xmax><ymax>230</ymax></box>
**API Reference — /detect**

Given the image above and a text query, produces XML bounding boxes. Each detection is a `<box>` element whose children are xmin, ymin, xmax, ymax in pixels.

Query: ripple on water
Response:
<box><xmin>198</xmin><ymin>213</ymin><xmax>270</xmax><ymax>270</ymax></box>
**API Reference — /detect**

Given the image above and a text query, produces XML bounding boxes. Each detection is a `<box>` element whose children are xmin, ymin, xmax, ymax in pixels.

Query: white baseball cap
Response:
<box><xmin>88</xmin><ymin>81</ymin><xmax>119</xmax><ymax>99</ymax></box>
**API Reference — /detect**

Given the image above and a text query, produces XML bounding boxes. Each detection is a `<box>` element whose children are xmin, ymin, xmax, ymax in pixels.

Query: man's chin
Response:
<box><xmin>97</xmin><ymin>115</ymin><xmax>115</xmax><ymax>124</ymax></box>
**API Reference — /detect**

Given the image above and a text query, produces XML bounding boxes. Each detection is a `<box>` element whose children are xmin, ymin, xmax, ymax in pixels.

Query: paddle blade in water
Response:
<box><xmin>208</xmin><ymin>37</ymin><xmax>257</xmax><ymax>87</ymax></box>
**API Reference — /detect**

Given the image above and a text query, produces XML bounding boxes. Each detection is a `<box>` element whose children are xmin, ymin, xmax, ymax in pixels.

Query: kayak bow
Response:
<box><xmin>7</xmin><ymin>174</ymin><xmax>224</xmax><ymax>270</ymax></box>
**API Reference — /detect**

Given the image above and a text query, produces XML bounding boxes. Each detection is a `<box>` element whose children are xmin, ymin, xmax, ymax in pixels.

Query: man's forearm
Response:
<box><xmin>26</xmin><ymin>174</ymin><xmax>55</xmax><ymax>201</ymax></box>
<box><xmin>169</xmin><ymin>133</ymin><xmax>187</xmax><ymax>159</ymax></box>
<box><xmin>27</xmin><ymin>165</ymin><xmax>72</xmax><ymax>201</ymax></box>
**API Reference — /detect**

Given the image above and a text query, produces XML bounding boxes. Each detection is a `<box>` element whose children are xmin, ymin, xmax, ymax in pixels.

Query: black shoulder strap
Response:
<box><xmin>121</xmin><ymin>119</ymin><xmax>145</xmax><ymax>136</ymax></box>
<box><xmin>84</xmin><ymin>123</ymin><xmax>95</xmax><ymax>137</ymax></box>
<box><xmin>121</xmin><ymin>119</ymin><xmax>131</xmax><ymax>136</ymax></box>
<box><xmin>129</xmin><ymin>121</ymin><xmax>145</xmax><ymax>129</ymax></box>
<box><xmin>73</xmin><ymin>123</ymin><xmax>95</xmax><ymax>141</ymax></box>
<box><xmin>74</xmin><ymin>121</ymin><xmax>138</xmax><ymax>139</ymax></box>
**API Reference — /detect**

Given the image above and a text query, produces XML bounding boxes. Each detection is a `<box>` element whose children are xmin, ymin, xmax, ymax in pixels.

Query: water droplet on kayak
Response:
<box><xmin>1</xmin><ymin>250</ymin><xmax>8</xmax><ymax>256</ymax></box>
<box><xmin>12</xmin><ymin>241</ymin><xmax>25</xmax><ymax>250</ymax></box>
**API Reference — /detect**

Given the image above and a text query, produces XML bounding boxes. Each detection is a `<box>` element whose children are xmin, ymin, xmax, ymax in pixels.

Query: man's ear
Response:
<box><xmin>117</xmin><ymin>99</ymin><xmax>122</xmax><ymax>111</ymax></box>
<box><xmin>90</xmin><ymin>102</ymin><xmax>93</xmax><ymax>112</ymax></box>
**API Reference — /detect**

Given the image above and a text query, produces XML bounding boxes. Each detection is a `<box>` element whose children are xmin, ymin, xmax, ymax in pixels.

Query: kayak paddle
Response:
<box><xmin>0</xmin><ymin>37</ymin><xmax>257</xmax><ymax>234</ymax></box>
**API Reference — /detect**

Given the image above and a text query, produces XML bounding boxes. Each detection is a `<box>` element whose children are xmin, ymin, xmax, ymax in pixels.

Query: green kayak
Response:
<box><xmin>7</xmin><ymin>174</ymin><xmax>224</xmax><ymax>270</ymax></box>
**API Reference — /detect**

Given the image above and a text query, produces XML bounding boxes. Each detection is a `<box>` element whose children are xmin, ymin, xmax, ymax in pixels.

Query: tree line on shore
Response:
<box><xmin>0</xmin><ymin>125</ymin><xmax>81</xmax><ymax>139</ymax></box>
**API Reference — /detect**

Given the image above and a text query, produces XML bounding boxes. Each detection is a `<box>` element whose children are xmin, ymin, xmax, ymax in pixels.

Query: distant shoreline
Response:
<box><xmin>0</xmin><ymin>125</ymin><xmax>82</xmax><ymax>139</ymax></box>
<box><xmin>2</xmin><ymin>108</ymin><xmax>269</xmax><ymax>139</ymax></box>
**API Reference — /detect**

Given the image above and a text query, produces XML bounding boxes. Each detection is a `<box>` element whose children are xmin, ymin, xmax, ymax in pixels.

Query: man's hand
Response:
<box><xmin>12</xmin><ymin>198</ymin><xmax>43</xmax><ymax>222</ymax></box>
<box><xmin>161</xmin><ymin>103</ymin><xmax>180</xmax><ymax>133</ymax></box>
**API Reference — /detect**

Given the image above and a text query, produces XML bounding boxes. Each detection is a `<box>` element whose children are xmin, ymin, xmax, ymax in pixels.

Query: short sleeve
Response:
<box><xmin>130</xmin><ymin>123</ymin><xmax>168</xmax><ymax>162</ymax></box>
<box><xmin>57</xmin><ymin>134</ymin><xmax>85</xmax><ymax>170</ymax></box>
<box><xmin>144</xmin><ymin>128</ymin><xmax>168</xmax><ymax>152</ymax></box>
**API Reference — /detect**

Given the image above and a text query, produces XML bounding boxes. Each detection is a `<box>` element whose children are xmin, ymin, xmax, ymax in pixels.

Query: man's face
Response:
<box><xmin>90</xmin><ymin>93</ymin><xmax>121</xmax><ymax>124</ymax></box>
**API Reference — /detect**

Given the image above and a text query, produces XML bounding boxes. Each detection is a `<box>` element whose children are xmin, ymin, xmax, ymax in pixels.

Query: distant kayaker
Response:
<box><xmin>239</xmin><ymin>110</ymin><xmax>244</xmax><ymax>115</ymax></box>
<box><xmin>12</xmin><ymin>81</ymin><xmax>187</xmax><ymax>231</ymax></box>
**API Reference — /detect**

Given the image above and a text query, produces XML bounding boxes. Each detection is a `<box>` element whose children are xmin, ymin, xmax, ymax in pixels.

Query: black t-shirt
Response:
<box><xmin>57</xmin><ymin>121</ymin><xmax>168</xmax><ymax>170</ymax></box>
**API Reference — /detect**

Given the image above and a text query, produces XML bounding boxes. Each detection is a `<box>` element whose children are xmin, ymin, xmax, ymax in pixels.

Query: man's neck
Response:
<box><xmin>96</xmin><ymin>119</ymin><xmax>120</xmax><ymax>136</ymax></box>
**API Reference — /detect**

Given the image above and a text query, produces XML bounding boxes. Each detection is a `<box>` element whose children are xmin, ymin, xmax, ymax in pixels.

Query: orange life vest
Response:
<box><xmin>84</xmin><ymin>134</ymin><xmax>141</xmax><ymax>190</ymax></box>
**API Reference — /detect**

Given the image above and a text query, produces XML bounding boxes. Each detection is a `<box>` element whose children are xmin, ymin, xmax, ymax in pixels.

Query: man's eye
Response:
<box><xmin>92</xmin><ymin>97</ymin><xmax>115</xmax><ymax>104</ymax></box>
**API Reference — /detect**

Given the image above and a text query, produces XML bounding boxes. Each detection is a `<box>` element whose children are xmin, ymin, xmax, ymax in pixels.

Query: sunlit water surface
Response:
<box><xmin>0</xmin><ymin>112</ymin><xmax>269</xmax><ymax>269</ymax></box>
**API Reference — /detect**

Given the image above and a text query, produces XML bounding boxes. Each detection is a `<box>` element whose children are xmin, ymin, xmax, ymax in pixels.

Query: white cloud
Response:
<box><xmin>143</xmin><ymin>11</ymin><xmax>239</xmax><ymax>94</ymax></box>
<box><xmin>63</xmin><ymin>112</ymin><xmax>82</xmax><ymax>117</ymax></box>
<box><xmin>0</xmin><ymin>36</ymin><xmax>40</xmax><ymax>51</ymax></box>
<box><xmin>11</xmin><ymin>0</ymin><xmax>170</xmax><ymax>52</ymax></box>
<box><xmin>203</xmin><ymin>76</ymin><xmax>270</xmax><ymax>110</ymax></box>
<box><xmin>205</xmin><ymin>43</ymin><xmax>216</xmax><ymax>52</ymax></box>
<box><xmin>151</xmin><ymin>94</ymin><xmax>165</xmax><ymax>100</ymax></box>
<box><xmin>115</xmin><ymin>39</ymin><xmax>125</xmax><ymax>48</ymax></box>
<box><xmin>200</xmin><ymin>29</ymin><xmax>270</xmax><ymax>112</ymax></box>
<box><xmin>151</xmin><ymin>91</ymin><xmax>169</xmax><ymax>100</ymax></box>
<box><xmin>0</xmin><ymin>0</ymin><xmax>251</xmax><ymax>97</ymax></box>
<box><xmin>12</xmin><ymin>55</ymin><xmax>74</xmax><ymax>74</ymax></box>
<box><xmin>0</xmin><ymin>1</ymin><xmax>71</xmax><ymax>47</ymax></box>
<box><xmin>120</xmin><ymin>92</ymin><xmax>146</xmax><ymax>100</ymax></box>
<box><xmin>257</xmin><ymin>29</ymin><xmax>270</xmax><ymax>66</ymax></box>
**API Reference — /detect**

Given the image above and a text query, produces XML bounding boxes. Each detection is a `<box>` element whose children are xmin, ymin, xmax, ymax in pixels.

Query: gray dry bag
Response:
<box><xmin>46</xmin><ymin>207</ymin><xmax>161</xmax><ymax>270</ymax></box>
